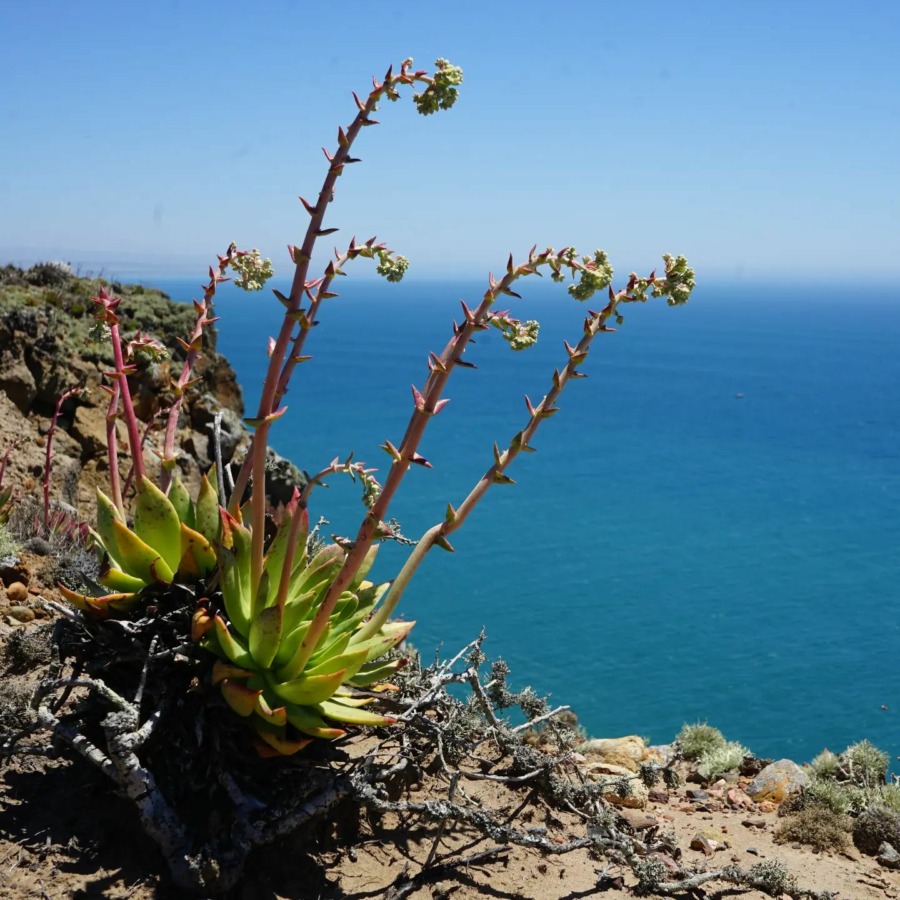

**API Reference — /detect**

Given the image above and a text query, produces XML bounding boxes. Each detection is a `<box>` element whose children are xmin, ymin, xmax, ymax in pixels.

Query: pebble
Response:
<box><xmin>7</xmin><ymin>605</ymin><xmax>35</xmax><ymax>623</ymax></box>
<box><xmin>7</xmin><ymin>581</ymin><xmax>28</xmax><ymax>603</ymax></box>
<box><xmin>742</xmin><ymin>818</ymin><xmax>767</xmax><ymax>829</ymax></box>
<box><xmin>686</xmin><ymin>789</ymin><xmax>709</xmax><ymax>801</ymax></box>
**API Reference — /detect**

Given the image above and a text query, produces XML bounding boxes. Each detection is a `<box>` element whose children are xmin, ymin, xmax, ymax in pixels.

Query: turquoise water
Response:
<box><xmin>148</xmin><ymin>275</ymin><xmax>900</xmax><ymax>764</ymax></box>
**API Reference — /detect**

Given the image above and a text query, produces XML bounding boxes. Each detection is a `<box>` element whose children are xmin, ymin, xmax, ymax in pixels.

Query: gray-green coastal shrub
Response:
<box><xmin>809</xmin><ymin>748</ymin><xmax>841</xmax><ymax>780</ymax></box>
<box><xmin>696</xmin><ymin>741</ymin><xmax>749</xmax><ymax>781</ymax></box>
<box><xmin>676</xmin><ymin>722</ymin><xmax>726</xmax><ymax>760</ymax></box>
<box><xmin>842</xmin><ymin>739</ymin><xmax>889</xmax><ymax>788</ymax></box>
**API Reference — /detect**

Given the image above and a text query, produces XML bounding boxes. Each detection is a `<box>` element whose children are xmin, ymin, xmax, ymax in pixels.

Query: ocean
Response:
<box><xmin>146</xmin><ymin>274</ymin><xmax>900</xmax><ymax>765</ymax></box>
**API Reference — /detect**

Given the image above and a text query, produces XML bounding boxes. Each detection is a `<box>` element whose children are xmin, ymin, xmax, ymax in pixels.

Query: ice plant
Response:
<box><xmin>58</xmin><ymin>56</ymin><xmax>694</xmax><ymax>756</ymax></box>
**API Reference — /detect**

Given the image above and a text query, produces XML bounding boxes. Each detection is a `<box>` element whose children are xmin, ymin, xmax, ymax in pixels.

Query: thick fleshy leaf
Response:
<box><xmin>305</xmin><ymin>646</ymin><xmax>368</xmax><ymax>679</ymax></box>
<box><xmin>284</xmin><ymin>703</ymin><xmax>346</xmax><ymax>740</ymax></box>
<box><xmin>315</xmin><ymin>699</ymin><xmax>396</xmax><ymax>727</ymax></box>
<box><xmin>249</xmin><ymin>605</ymin><xmax>283</xmax><ymax>669</ymax></box>
<box><xmin>58</xmin><ymin>584</ymin><xmax>137</xmax><ymax>616</ymax></box>
<box><xmin>178</xmin><ymin>523</ymin><xmax>217</xmax><ymax>579</ymax></box>
<box><xmin>290</xmin><ymin>543</ymin><xmax>344</xmax><ymax>595</ymax></box>
<box><xmin>134</xmin><ymin>476</ymin><xmax>182</xmax><ymax>572</ymax></box>
<box><xmin>218</xmin><ymin>516</ymin><xmax>252</xmax><ymax>634</ymax></box>
<box><xmin>211</xmin><ymin>660</ymin><xmax>255</xmax><ymax>685</ymax></box>
<box><xmin>192</xmin><ymin>606</ymin><xmax>214</xmax><ymax>640</ymax></box>
<box><xmin>110</xmin><ymin>518</ymin><xmax>174</xmax><ymax>584</ymax></box>
<box><xmin>253</xmin><ymin>694</ymin><xmax>287</xmax><ymax>727</ymax></box>
<box><xmin>349</xmin><ymin>657</ymin><xmax>406</xmax><ymax>687</ymax></box>
<box><xmin>351</xmin><ymin>620</ymin><xmax>415</xmax><ymax>662</ymax></box>
<box><xmin>268</xmin><ymin>669</ymin><xmax>347</xmax><ymax>706</ymax></box>
<box><xmin>254</xmin><ymin>730</ymin><xmax>312</xmax><ymax>756</ymax></box>
<box><xmin>195</xmin><ymin>472</ymin><xmax>221</xmax><ymax>544</ymax></box>
<box><xmin>167</xmin><ymin>476</ymin><xmax>195</xmax><ymax>530</ymax></box>
<box><xmin>273</xmin><ymin>620</ymin><xmax>311</xmax><ymax>673</ymax></box>
<box><xmin>95</xmin><ymin>489</ymin><xmax>124</xmax><ymax>566</ymax></box>
<box><xmin>97</xmin><ymin>565</ymin><xmax>146</xmax><ymax>594</ymax></box>
<box><xmin>349</xmin><ymin>543</ymin><xmax>379</xmax><ymax>590</ymax></box>
<box><xmin>213</xmin><ymin>615</ymin><xmax>254</xmax><ymax>667</ymax></box>
<box><xmin>221</xmin><ymin>679</ymin><xmax>262</xmax><ymax>717</ymax></box>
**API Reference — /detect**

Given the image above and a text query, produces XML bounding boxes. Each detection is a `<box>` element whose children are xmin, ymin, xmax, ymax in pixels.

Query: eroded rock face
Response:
<box><xmin>0</xmin><ymin>272</ymin><xmax>303</xmax><ymax>520</ymax></box>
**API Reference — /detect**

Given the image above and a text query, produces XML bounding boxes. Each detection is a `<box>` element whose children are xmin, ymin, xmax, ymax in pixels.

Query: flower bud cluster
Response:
<box><xmin>569</xmin><ymin>250</ymin><xmax>614</xmax><ymax>300</ymax></box>
<box><xmin>126</xmin><ymin>331</ymin><xmax>169</xmax><ymax>363</ymax></box>
<box><xmin>230</xmin><ymin>248</ymin><xmax>274</xmax><ymax>292</ymax></box>
<box><xmin>375</xmin><ymin>250</ymin><xmax>409</xmax><ymax>283</ymax></box>
<box><xmin>414</xmin><ymin>58</ymin><xmax>463</xmax><ymax>115</ymax></box>
<box><xmin>498</xmin><ymin>318</ymin><xmax>540</xmax><ymax>351</ymax></box>
<box><xmin>567</xmin><ymin>250</ymin><xmax>614</xmax><ymax>301</ymax></box>
<box><xmin>655</xmin><ymin>254</ymin><xmax>696</xmax><ymax>306</ymax></box>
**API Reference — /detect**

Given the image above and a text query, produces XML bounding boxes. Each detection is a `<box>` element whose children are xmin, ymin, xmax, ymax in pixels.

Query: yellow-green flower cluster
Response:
<box><xmin>375</xmin><ymin>252</ymin><xmax>409</xmax><ymax>283</ymax></box>
<box><xmin>567</xmin><ymin>250</ymin><xmax>615</xmax><ymax>301</ymax></box>
<box><xmin>502</xmin><ymin>319</ymin><xmax>540</xmax><ymax>351</ymax></box>
<box><xmin>653</xmin><ymin>254</ymin><xmax>695</xmax><ymax>306</ymax></box>
<box><xmin>230</xmin><ymin>249</ymin><xmax>274</xmax><ymax>292</ymax></box>
<box><xmin>414</xmin><ymin>59</ymin><xmax>463</xmax><ymax>115</ymax></box>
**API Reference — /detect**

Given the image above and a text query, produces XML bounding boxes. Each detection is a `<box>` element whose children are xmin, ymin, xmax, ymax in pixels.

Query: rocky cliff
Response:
<box><xmin>0</xmin><ymin>262</ymin><xmax>299</xmax><ymax>519</ymax></box>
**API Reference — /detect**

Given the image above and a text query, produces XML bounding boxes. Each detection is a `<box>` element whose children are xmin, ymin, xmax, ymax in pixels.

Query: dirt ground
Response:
<box><xmin>1</xmin><ymin>555</ymin><xmax>899</xmax><ymax>899</ymax></box>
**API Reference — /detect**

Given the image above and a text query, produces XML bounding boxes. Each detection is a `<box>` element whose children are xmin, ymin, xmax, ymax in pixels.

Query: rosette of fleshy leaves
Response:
<box><xmin>59</xmin><ymin>473</ymin><xmax>220</xmax><ymax>615</ymax></box>
<box><xmin>193</xmin><ymin>496</ymin><xmax>411</xmax><ymax>756</ymax></box>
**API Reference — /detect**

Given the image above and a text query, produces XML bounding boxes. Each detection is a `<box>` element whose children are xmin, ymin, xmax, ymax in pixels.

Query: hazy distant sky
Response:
<box><xmin>1</xmin><ymin>0</ymin><xmax>897</xmax><ymax>282</ymax></box>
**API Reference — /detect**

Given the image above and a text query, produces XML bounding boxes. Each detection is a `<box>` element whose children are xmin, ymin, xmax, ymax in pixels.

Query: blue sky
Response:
<box><xmin>1</xmin><ymin>0</ymin><xmax>897</xmax><ymax>282</ymax></box>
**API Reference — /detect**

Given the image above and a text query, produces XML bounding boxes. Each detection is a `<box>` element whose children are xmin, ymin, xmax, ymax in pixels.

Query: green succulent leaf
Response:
<box><xmin>110</xmin><ymin>518</ymin><xmax>174</xmax><ymax>584</ymax></box>
<box><xmin>221</xmin><ymin>679</ymin><xmax>262</xmax><ymax>717</ymax></box>
<box><xmin>284</xmin><ymin>703</ymin><xmax>347</xmax><ymax>739</ymax></box>
<box><xmin>249</xmin><ymin>605</ymin><xmax>283</xmax><ymax>669</ymax></box>
<box><xmin>349</xmin><ymin>657</ymin><xmax>405</xmax><ymax>687</ymax></box>
<box><xmin>315</xmin><ymin>698</ymin><xmax>396</xmax><ymax>727</ymax></box>
<box><xmin>178</xmin><ymin>523</ymin><xmax>217</xmax><ymax>578</ymax></box>
<box><xmin>133</xmin><ymin>476</ymin><xmax>182</xmax><ymax>572</ymax></box>
<box><xmin>213</xmin><ymin>615</ymin><xmax>254</xmax><ymax>667</ymax></box>
<box><xmin>95</xmin><ymin>489</ymin><xmax>125</xmax><ymax>567</ymax></box>
<box><xmin>304</xmin><ymin>646</ymin><xmax>368</xmax><ymax>679</ymax></box>
<box><xmin>268</xmin><ymin>669</ymin><xmax>348</xmax><ymax>706</ymax></box>
<box><xmin>167</xmin><ymin>476</ymin><xmax>195</xmax><ymax>530</ymax></box>
<box><xmin>195</xmin><ymin>472</ymin><xmax>221</xmax><ymax>545</ymax></box>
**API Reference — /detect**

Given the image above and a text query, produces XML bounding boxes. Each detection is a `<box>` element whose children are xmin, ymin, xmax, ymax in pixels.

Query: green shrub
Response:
<box><xmin>843</xmin><ymin>740</ymin><xmax>889</xmax><ymax>788</ymax></box>
<box><xmin>696</xmin><ymin>741</ymin><xmax>749</xmax><ymax>781</ymax></box>
<box><xmin>774</xmin><ymin>806</ymin><xmax>850</xmax><ymax>852</ymax></box>
<box><xmin>808</xmin><ymin>748</ymin><xmax>841</xmax><ymax>780</ymax></box>
<box><xmin>676</xmin><ymin>722</ymin><xmax>726</xmax><ymax>760</ymax></box>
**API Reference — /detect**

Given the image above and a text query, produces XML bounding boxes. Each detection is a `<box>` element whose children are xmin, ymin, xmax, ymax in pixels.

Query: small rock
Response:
<box><xmin>877</xmin><ymin>842</ymin><xmax>900</xmax><ymax>869</ymax></box>
<box><xmin>757</xmin><ymin>800</ymin><xmax>777</xmax><ymax>813</ymax></box>
<box><xmin>747</xmin><ymin>759</ymin><xmax>808</xmax><ymax>803</ymax></box>
<box><xmin>746</xmin><ymin>846</ymin><xmax>760</xmax><ymax>856</ymax></box>
<box><xmin>686</xmin><ymin>789</ymin><xmax>709</xmax><ymax>801</ymax></box>
<box><xmin>581</xmin><ymin>735</ymin><xmax>647</xmax><ymax>773</ymax></box>
<box><xmin>6</xmin><ymin>581</ymin><xmax>28</xmax><ymax>603</ymax></box>
<box><xmin>648</xmin><ymin>789</ymin><xmax>670</xmax><ymax>804</ymax></box>
<box><xmin>690</xmin><ymin>830</ymin><xmax>727</xmax><ymax>854</ymax></box>
<box><xmin>742</xmin><ymin>818</ymin><xmax>767</xmax><ymax>829</ymax></box>
<box><xmin>7</xmin><ymin>605</ymin><xmax>35</xmax><ymax>623</ymax></box>
<box><xmin>727</xmin><ymin>787</ymin><xmax>754</xmax><ymax>810</ymax></box>
<box><xmin>618</xmin><ymin>809</ymin><xmax>658</xmax><ymax>831</ymax></box>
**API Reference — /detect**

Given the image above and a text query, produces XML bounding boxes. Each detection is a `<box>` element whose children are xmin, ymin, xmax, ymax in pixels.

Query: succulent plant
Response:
<box><xmin>195</xmin><ymin>499</ymin><xmax>410</xmax><ymax>754</ymax></box>
<box><xmin>59</xmin><ymin>473</ymin><xmax>220</xmax><ymax>615</ymax></box>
